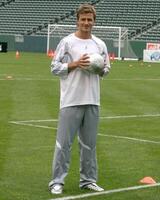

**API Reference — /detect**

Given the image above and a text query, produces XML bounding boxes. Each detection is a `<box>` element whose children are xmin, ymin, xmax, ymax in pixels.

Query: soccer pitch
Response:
<box><xmin>0</xmin><ymin>52</ymin><xmax>160</xmax><ymax>200</ymax></box>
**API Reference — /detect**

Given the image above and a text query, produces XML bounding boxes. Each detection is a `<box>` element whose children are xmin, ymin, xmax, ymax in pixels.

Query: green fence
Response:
<box><xmin>0</xmin><ymin>34</ymin><xmax>146</xmax><ymax>59</ymax></box>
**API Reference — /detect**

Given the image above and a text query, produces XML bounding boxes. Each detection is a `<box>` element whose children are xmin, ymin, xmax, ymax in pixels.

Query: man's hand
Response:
<box><xmin>68</xmin><ymin>54</ymin><xmax>90</xmax><ymax>72</ymax></box>
<box><xmin>77</xmin><ymin>54</ymin><xmax>90</xmax><ymax>69</ymax></box>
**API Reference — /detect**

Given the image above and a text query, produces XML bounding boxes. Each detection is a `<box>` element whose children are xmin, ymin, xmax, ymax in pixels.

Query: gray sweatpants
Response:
<box><xmin>51</xmin><ymin>105</ymin><xmax>99</xmax><ymax>188</ymax></box>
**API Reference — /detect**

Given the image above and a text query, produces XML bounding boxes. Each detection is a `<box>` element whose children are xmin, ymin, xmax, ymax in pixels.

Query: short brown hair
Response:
<box><xmin>76</xmin><ymin>4</ymin><xmax>96</xmax><ymax>21</ymax></box>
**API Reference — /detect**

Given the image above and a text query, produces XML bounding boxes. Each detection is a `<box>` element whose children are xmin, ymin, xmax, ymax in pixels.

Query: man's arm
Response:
<box><xmin>51</xmin><ymin>39</ymin><xmax>90</xmax><ymax>76</ymax></box>
<box><xmin>51</xmin><ymin>39</ymin><xmax>69</xmax><ymax>76</ymax></box>
<box><xmin>100</xmin><ymin>44</ymin><xmax>111</xmax><ymax>77</ymax></box>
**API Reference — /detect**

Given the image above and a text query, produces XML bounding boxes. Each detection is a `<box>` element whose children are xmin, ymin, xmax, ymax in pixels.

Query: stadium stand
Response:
<box><xmin>0</xmin><ymin>0</ymin><xmax>160</xmax><ymax>41</ymax></box>
<box><xmin>58</xmin><ymin>0</ymin><xmax>160</xmax><ymax>41</ymax></box>
<box><xmin>0</xmin><ymin>0</ymin><xmax>93</xmax><ymax>35</ymax></box>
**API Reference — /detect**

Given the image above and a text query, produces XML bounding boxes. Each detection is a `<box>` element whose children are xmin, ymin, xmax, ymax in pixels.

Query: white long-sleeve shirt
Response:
<box><xmin>51</xmin><ymin>33</ymin><xmax>110</xmax><ymax>109</ymax></box>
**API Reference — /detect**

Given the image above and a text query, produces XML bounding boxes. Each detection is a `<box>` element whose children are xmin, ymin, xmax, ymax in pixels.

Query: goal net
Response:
<box><xmin>47</xmin><ymin>24</ymin><xmax>130</xmax><ymax>60</ymax></box>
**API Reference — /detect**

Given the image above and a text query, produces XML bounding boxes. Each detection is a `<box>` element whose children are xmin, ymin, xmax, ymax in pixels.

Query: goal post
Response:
<box><xmin>47</xmin><ymin>24</ymin><xmax>129</xmax><ymax>60</ymax></box>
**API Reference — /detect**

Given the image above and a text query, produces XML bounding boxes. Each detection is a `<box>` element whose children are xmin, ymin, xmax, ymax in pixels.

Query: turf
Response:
<box><xmin>0</xmin><ymin>52</ymin><xmax>160</xmax><ymax>200</ymax></box>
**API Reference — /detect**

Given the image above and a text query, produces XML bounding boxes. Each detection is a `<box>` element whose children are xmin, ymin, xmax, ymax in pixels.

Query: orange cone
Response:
<box><xmin>140</xmin><ymin>177</ymin><xmax>156</xmax><ymax>184</ymax></box>
<box><xmin>47</xmin><ymin>49</ymin><xmax>55</xmax><ymax>58</ymax></box>
<box><xmin>112</xmin><ymin>53</ymin><xmax>115</xmax><ymax>60</ymax></box>
<box><xmin>16</xmin><ymin>51</ymin><xmax>20</xmax><ymax>59</ymax></box>
<box><xmin>109</xmin><ymin>52</ymin><xmax>115</xmax><ymax>61</ymax></box>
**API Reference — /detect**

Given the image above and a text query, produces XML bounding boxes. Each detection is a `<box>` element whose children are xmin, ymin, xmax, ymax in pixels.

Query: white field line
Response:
<box><xmin>10</xmin><ymin>119</ymin><xmax>58</xmax><ymax>123</ymax></box>
<box><xmin>105</xmin><ymin>78</ymin><xmax>160</xmax><ymax>81</ymax></box>
<box><xmin>0</xmin><ymin>78</ymin><xmax>56</xmax><ymax>81</ymax></box>
<box><xmin>9</xmin><ymin>121</ymin><xmax>57</xmax><ymax>130</ymax></box>
<box><xmin>9</xmin><ymin>113</ymin><xmax>160</xmax><ymax>145</ymax></box>
<box><xmin>1</xmin><ymin>77</ymin><xmax>160</xmax><ymax>81</ymax></box>
<box><xmin>100</xmin><ymin>113</ymin><xmax>160</xmax><ymax>119</ymax></box>
<box><xmin>99</xmin><ymin>133</ymin><xmax>160</xmax><ymax>145</ymax></box>
<box><xmin>9</xmin><ymin>113</ymin><xmax>160</xmax><ymax>124</ymax></box>
<box><xmin>49</xmin><ymin>183</ymin><xmax>160</xmax><ymax>200</ymax></box>
<box><xmin>10</xmin><ymin>120</ymin><xmax>160</xmax><ymax>145</ymax></box>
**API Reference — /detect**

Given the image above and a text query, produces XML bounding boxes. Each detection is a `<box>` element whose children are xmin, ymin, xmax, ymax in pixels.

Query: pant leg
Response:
<box><xmin>51</xmin><ymin>106</ymin><xmax>84</xmax><ymax>185</ymax></box>
<box><xmin>78</xmin><ymin>105</ymin><xmax>99</xmax><ymax>188</ymax></box>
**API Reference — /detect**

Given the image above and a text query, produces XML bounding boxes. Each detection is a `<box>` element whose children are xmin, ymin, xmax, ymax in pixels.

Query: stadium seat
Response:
<box><xmin>0</xmin><ymin>0</ymin><xmax>160</xmax><ymax>41</ymax></box>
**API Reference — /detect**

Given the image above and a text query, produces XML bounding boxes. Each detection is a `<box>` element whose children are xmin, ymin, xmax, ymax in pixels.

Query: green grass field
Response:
<box><xmin>0</xmin><ymin>52</ymin><xmax>160</xmax><ymax>200</ymax></box>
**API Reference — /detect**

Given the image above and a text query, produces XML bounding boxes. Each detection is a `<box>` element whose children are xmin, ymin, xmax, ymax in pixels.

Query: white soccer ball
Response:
<box><xmin>86</xmin><ymin>53</ymin><xmax>104</xmax><ymax>74</ymax></box>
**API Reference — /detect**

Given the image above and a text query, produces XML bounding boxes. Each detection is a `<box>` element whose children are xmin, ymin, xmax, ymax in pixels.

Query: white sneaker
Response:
<box><xmin>49</xmin><ymin>184</ymin><xmax>63</xmax><ymax>194</ymax></box>
<box><xmin>83</xmin><ymin>183</ymin><xmax>104</xmax><ymax>192</ymax></box>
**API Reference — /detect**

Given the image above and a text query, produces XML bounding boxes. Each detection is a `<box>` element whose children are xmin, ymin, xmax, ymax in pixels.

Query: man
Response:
<box><xmin>49</xmin><ymin>3</ymin><xmax>110</xmax><ymax>194</ymax></box>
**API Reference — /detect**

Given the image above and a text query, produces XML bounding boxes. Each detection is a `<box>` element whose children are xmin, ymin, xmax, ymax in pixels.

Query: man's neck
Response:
<box><xmin>75</xmin><ymin>31</ymin><xmax>92</xmax><ymax>39</ymax></box>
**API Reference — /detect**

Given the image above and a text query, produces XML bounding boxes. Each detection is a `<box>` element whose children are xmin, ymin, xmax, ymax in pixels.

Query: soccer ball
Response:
<box><xmin>86</xmin><ymin>53</ymin><xmax>104</xmax><ymax>74</ymax></box>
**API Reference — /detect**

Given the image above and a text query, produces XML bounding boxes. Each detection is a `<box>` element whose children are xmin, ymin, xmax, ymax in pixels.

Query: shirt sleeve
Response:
<box><xmin>51</xmin><ymin>38</ymin><xmax>69</xmax><ymax>77</ymax></box>
<box><xmin>92</xmin><ymin>35</ymin><xmax>111</xmax><ymax>77</ymax></box>
<box><xmin>101</xmin><ymin>42</ymin><xmax>111</xmax><ymax>77</ymax></box>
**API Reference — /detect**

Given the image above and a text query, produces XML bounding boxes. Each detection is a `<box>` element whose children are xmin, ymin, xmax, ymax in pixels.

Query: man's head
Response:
<box><xmin>76</xmin><ymin>4</ymin><xmax>96</xmax><ymax>36</ymax></box>
<box><xmin>76</xmin><ymin>4</ymin><xmax>96</xmax><ymax>21</ymax></box>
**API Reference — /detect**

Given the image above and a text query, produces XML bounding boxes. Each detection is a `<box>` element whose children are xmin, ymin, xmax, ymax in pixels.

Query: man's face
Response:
<box><xmin>77</xmin><ymin>13</ymin><xmax>95</xmax><ymax>33</ymax></box>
